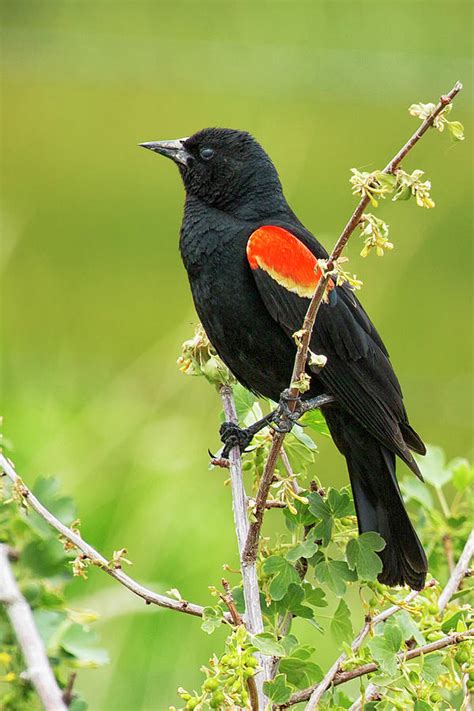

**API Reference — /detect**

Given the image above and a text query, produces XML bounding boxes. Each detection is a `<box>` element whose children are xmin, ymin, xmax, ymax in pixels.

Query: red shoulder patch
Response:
<box><xmin>247</xmin><ymin>225</ymin><xmax>331</xmax><ymax>298</ymax></box>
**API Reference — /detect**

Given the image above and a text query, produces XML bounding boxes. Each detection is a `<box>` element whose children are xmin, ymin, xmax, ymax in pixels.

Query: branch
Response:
<box><xmin>297</xmin><ymin>581</ymin><xmax>435</xmax><ymax>710</ymax></box>
<box><xmin>219</xmin><ymin>384</ymin><xmax>272</xmax><ymax>709</ymax></box>
<box><xmin>0</xmin><ymin>454</ymin><xmax>232</xmax><ymax>624</ymax></box>
<box><xmin>348</xmin><ymin>683</ymin><xmax>381</xmax><ymax>711</ymax></box>
<box><xmin>278</xmin><ymin>629</ymin><xmax>473</xmax><ymax>708</ymax></box>
<box><xmin>0</xmin><ymin>544</ymin><xmax>68</xmax><ymax>711</ymax></box>
<box><xmin>242</xmin><ymin>80</ymin><xmax>463</xmax><ymax>567</ymax></box>
<box><xmin>438</xmin><ymin>529</ymin><xmax>474</xmax><ymax>614</ymax></box>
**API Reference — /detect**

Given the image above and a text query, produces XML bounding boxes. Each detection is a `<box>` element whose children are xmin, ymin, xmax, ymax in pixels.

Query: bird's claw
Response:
<box><xmin>219</xmin><ymin>421</ymin><xmax>255</xmax><ymax>459</ymax></box>
<box><xmin>271</xmin><ymin>389</ymin><xmax>304</xmax><ymax>434</ymax></box>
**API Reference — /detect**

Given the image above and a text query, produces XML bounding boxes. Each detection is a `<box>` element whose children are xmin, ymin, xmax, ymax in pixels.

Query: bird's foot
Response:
<box><xmin>271</xmin><ymin>390</ymin><xmax>336</xmax><ymax>434</ymax></box>
<box><xmin>219</xmin><ymin>421</ymin><xmax>257</xmax><ymax>459</ymax></box>
<box><xmin>270</xmin><ymin>389</ymin><xmax>304</xmax><ymax>434</ymax></box>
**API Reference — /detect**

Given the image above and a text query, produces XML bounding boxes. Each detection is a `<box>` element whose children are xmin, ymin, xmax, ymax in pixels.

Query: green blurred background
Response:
<box><xmin>1</xmin><ymin>1</ymin><xmax>472</xmax><ymax>709</ymax></box>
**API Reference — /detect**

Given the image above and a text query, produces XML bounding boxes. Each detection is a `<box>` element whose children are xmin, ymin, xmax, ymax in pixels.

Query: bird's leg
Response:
<box><xmin>217</xmin><ymin>392</ymin><xmax>335</xmax><ymax>459</ymax></box>
<box><xmin>219</xmin><ymin>412</ymin><xmax>275</xmax><ymax>459</ymax></box>
<box><xmin>271</xmin><ymin>390</ymin><xmax>336</xmax><ymax>433</ymax></box>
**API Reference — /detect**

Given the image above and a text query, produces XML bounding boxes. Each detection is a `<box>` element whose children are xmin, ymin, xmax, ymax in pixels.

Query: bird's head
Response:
<box><xmin>140</xmin><ymin>128</ymin><xmax>285</xmax><ymax>218</ymax></box>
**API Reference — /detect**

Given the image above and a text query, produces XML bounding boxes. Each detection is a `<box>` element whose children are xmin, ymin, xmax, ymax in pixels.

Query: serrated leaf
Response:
<box><xmin>346</xmin><ymin>532</ymin><xmax>385</xmax><ymax>580</ymax></box>
<box><xmin>302</xmin><ymin>583</ymin><xmax>328</xmax><ymax>608</ymax></box>
<box><xmin>277</xmin><ymin>583</ymin><xmax>314</xmax><ymax>619</ymax></box>
<box><xmin>200</xmin><ymin>606</ymin><xmax>222</xmax><ymax>634</ymax></box>
<box><xmin>252</xmin><ymin>633</ymin><xmax>286</xmax><ymax>657</ymax></box>
<box><xmin>314</xmin><ymin>558</ymin><xmax>356</xmax><ymax>596</ymax></box>
<box><xmin>263</xmin><ymin>674</ymin><xmax>293</xmax><ymax>704</ymax></box>
<box><xmin>422</xmin><ymin>653</ymin><xmax>448</xmax><ymax>684</ymax></box>
<box><xmin>307</xmin><ymin>492</ymin><xmax>333</xmax><ymax>545</ymax></box>
<box><xmin>328</xmin><ymin>488</ymin><xmax>354</xmax><ymax>518</ymax></box>
<box><xmin>262</xmin><ymin>555</ymin><xmax>300</xmax><ymax>601</ymax></box>
<box><xmin>368</xmin><ymin>636</ymin><xmax>398</xmax><ymax>677</ymax></box>
<box><xmin>330</xmin><ymin>599</ymin><xmax>353</xmax><ymax>644</ymax></box>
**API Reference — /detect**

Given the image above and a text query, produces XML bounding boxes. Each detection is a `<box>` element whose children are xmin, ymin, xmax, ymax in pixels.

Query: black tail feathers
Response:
<box><xmin>325</xmin><ymin>410</ymin><xmax>428</xmax><ymax>590</ymax></box>
<box><xmin>348</xmin><ymin>442</ymin><xmax>427</xmax><ymax>590</ymax></box>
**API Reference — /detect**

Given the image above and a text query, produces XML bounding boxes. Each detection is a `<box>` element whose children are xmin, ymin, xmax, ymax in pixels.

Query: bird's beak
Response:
<box><xmin>138</xmin><ymin>138</ymin><xmax>191</xmax><ymax>166</ymax></box>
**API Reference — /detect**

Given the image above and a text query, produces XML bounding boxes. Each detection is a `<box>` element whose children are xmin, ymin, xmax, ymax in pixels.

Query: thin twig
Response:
<box><xmin>443</xmin><ymin>533</ymin><xmax>456</xmax><ymax>574</ymax></box>
<box><xmin>438</xmin><ymin>529</ymin><xmax>474</xmax><ymax>614</ymax></box>
<box><xmin>298</xmin><ymin>581</ymin><xmax>435</xmax><ymax>710</ymax></box>
<box><xmin>242</xmin><ymin>81</ymin><xmax>463</xmax><ymax>567</ymax></box>
<box><xmin>0</xmin><ymin>544</ymin><xmax>68</xmax><ymax>711</ymax></box>
<box><xmin>219</xmin><ymin>384</ymin><xmax>271</xmax><ymax>708</ymax></box>
<box><xmin>0</xmin><ymin>454</ymin><xmax>231</xmax><ymax>623</ymax></box>
<box><xmin>278</xmin><ymin>629</ymin><xmax>473</xmax><ymax>708</ymax></box>
<box><xmin>62</xmin><ymin>672</ymin><xmax>77</xmax><ymax>707</ymax></box>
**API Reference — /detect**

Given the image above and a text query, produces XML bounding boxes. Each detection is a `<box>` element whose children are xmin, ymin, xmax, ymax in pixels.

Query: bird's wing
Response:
<box><xmin>246</xmin><ymin>224</ymin><xmax>424</xmax><ymax>465</ymax></box>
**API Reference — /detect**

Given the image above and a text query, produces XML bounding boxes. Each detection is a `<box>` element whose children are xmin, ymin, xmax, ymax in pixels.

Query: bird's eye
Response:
<box><xmin>199</xmin><ymin>147</ymin><xmax>215</xmax><ymax>160</ymax></box>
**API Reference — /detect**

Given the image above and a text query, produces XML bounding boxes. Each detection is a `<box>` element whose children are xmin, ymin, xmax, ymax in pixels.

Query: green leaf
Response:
<box><xmin>279</xmin><ymin>655</ymin><xmax>323</xmax><ymax>688</ymax></box>
<box><xmin>291</xmin><ymin>423</ymin><xmax>318</xmax><ymax>450</ymax></box>
<box><xmin>33</xmin><ymin>609</ymin><xmax>67</xmax><ymax>649</ymax></box>
<box><xmin>263</xmin><ymin>674</ymin><xmax>293</xmax><ymax>704</ymax></box>
<box><xmin>286</xmin><ymin>538</ymin><xmax>318</xmax><ymax>563</ymax></box>
<box><xmin>330</xmin><ymin>599</ymin><xmax>353</xmax><ymax>644</ymax></box>
<box><xmin>400</xmin><ymin>476</ymin><xmax>434</xmax><ymax>510</ymax></box>
<box><xmin>446</xmin><ymin>120</ymin><xmax>465</xmax><ymax>141</ymax></box>
<box><xmin>232</xmin><ymin>384</ymin><xmax>257</xmax><ymax>421</ymax></box>
<box><xmin>32</xmin><ymin>477</ymin><xmax>77</xmax><ymax>528</ymax></box>
<box><xmin>391</xmin><ymin>610</ymin><xmax>425</xmax><ymax>645</ymax></box>
<box><xmin>417</xmin><ymin>446</ymin><xmax>451</xmax><ymax>488</ymax></box>
<box><xmin>299</xmin><ymin>410</ymin><xmax>330</xmax><ymax>436</ymax></box>
<box><xmin>314</xmin><ymin>558</ymin><xmax>356</xmax><ymax>596</ymax></box>
<box><xmin>302</xmin><ymin>583</ymin><xmax>328</xmax><ymax>608</ymax></box>
<box><xmin>368</xmin><ymin>637</ymin><xmax>398</xmax><ymax>677</ymax></box>
<box><xmin>307</xmin><ymin>493</ymin><xmax>333</xmax><ymax>545</ymax></box>
<box><xmin>277</xmin><ymin>584</ymin><xmax>314</xmax><ymax>619</ymax></box>
<box><xmin>414</xmin><ymin>700</ymin><xmax>433</xmax><ymax>711</ymax></box>
<box><xmin>368</xmin><ymin>620</ymin><xmax>403</xmax><ymax>677</ymax></box>
<box><xmin>262</xmin><ymin>555</ymin><xmax>300</xmax><ymax>601</ymax></box>
<box><xmin>450</xmin><ymin>458</ymin><xmax>473</xmax><ymax>492</ymax></box>
<box><xmin>201</xmin><ymin>606</ymin><xmax>222</xmax><ymax>634</ymax></box>
<box><xmin>328</xmin><ymin>488</ymin><xmax>354</xmax><ymax>518</ymax></box>
<box><xmin>60</xmin><ymin>624</ymin><xmax>109</xmax><ymax>667</ymax></box>
<box><xmin>252</xmin><ymin>633</ymin><xmax>286</xmax><ymax>657</ymax></box>
<box><xmin>346</xmin><ymin>532</ymin><xmax>385</xmax><ymax>581</ymax></box>
<box><xmin>422</xmin><ymin>653</ymin><xmax>448</xmax><ymax>684</ymax></box>
<box><xmin>441</xmin><ymin>609</ymin><xmax>466</xmax><ymax>634</ymax></box>
<box><xmin>283</xmin><ymin>496</ymin><xmax>316</xmax><ymax>527</ymax></box>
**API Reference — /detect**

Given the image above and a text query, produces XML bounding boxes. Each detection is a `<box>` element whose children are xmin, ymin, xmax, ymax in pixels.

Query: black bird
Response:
<box><xmin>140</xmin><ymin>128</ymin><xmax>428</xmax><ymax>590</ymax></box>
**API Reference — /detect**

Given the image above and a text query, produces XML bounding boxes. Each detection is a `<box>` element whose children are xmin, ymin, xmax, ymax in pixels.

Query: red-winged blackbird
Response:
<box><xmin>140</xmin><ymin>128</ymin><xmax>428</xmax><ymax>590</ymax></box>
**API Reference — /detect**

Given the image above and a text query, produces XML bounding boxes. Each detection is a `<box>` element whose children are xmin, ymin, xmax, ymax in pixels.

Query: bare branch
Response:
<box><xmin>0</xmin><ymin>454</ymin><xmax>231</xmax><ymax>623</ymax></box>
<box><xmin>300</xmin><ymin>581</ymin><xmax>435</xmax><ymax>710</ymax></box>
<box><xmin>438</xmin><ymin>529</ymin><xmax>474</xmax><ymax>614</ymax></box>
<box><xmin>242</xmin><ymin>81</ymin><xmax>463</xmax><ymax>567</ymax></box>
<box><xmin>0</xmin><ymin>544</ymin><xmax>68</xmax><ymax>711</ymax></box>
<box><xmin>219</xmin><ymin>384</ymin><xmax>271</xmax><ymax>708</ymax></box>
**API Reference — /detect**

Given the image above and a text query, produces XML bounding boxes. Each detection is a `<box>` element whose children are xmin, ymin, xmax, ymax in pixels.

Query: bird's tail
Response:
<box><xmin>325</xmin><ymin>409</ymin><xmax>428</xmax><ymax>590</ymax></box>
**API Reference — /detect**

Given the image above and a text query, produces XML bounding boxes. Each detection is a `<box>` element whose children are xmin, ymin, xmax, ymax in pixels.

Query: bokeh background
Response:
<box><xmin>1</xmin><ymin>1</ymin><xmax>472</xmax><ymax>709</ymax></box>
